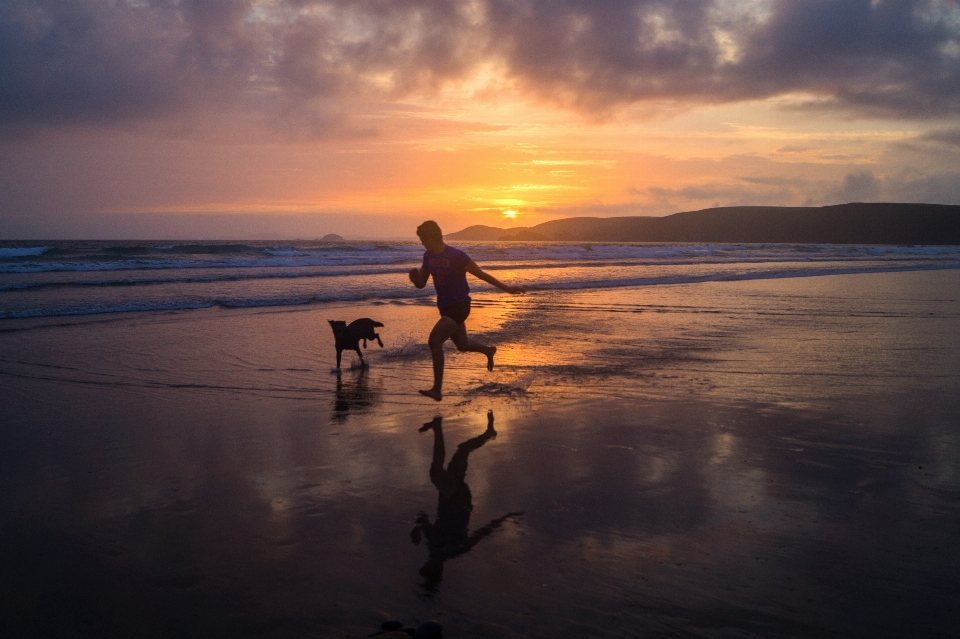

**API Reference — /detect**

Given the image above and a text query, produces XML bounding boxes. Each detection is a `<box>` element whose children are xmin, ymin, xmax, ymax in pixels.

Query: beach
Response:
<box><xmin>2</xmin><ymin>246</ymin><xmax>960</xmax><ymax>638</ymax></box>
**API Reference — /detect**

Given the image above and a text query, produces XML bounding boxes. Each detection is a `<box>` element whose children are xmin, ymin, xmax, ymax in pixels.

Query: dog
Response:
<box><xmin>328</xmin><ymin>318</ymin><xmax>384</xmax><ymax>369</ymax></box>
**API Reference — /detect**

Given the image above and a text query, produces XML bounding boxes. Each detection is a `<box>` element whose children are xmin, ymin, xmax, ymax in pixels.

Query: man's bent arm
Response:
<box><xmin>409</xmin><ymin>266</ymin><xmax>430</xmax><ymax>288</ymax></box>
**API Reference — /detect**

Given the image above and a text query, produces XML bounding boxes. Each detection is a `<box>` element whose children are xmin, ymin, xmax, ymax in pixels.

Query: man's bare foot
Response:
<box><xmin>487</xmin><ymin>346</ymin><xmax>497</xmax><ymax>372</ymax></box>
<box><xmin>419</xmin><ymin>416</ymin><xmax>442</xmax><ymax>432</ymax></box>
<box><xmin>419</xmin><ymin>388</ymin><xmax>442</xmax><ymax>401</ymax></box>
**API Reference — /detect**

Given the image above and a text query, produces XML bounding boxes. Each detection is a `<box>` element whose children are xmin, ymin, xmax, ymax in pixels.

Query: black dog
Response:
<box><xmin>328</xmin><ymin>318</ymin><xmax>384</xmax><ymax>369</ymax></box>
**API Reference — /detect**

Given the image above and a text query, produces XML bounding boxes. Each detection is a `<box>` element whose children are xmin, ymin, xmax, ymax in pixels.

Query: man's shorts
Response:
<box><xmin>439</xmin><ymin>300</ymin><xmax>471</xmax><ymax>325</ymax></box>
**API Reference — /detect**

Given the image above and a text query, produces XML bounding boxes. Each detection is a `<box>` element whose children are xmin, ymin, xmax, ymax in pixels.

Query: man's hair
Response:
<box><xmin>416</xmin><ymin>220</ymin><xmax>443</xmax><ymax>241</ymax></box>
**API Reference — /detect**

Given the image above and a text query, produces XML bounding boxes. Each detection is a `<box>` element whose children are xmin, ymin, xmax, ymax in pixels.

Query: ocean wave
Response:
<box><xmin>100</xmin><ymin>243</ymin><xmax>264</xmax><ymax>256</ymax></box>
<box><xmin>0</xmin><ymin>287</ymin><xmax>434</xmax><ymax>319</ymax></box>
<box><xmin>0</xmin><ymin>299</ymin><xmax>217</xmax><ymax>319</ymax></box>
<box><xmin>0</xmin><ymin>265</ymin><xmax>416</xmax><ymax>292</ymax></box>
<box><xmin>4</xmin><ymin>240</ymin><xmax>960</xmax><ymax>322</ymax></box>
<box><xmin>0</xmin><ymin>246</ymin><xmax>50</xmax><ymax>257</ymax></box>
<box><xmin>531</xmin><ymin>261</ymin><xmax>960</xmax><ymax>291</ymax></box>
<box><xmin>4</xmin><ymin>240</ymin><xmax>960</xmax><ymax>275</ymax></box>
<box><xmin>0</xmin><ymin>240</ymin><xmax>424</xmax><ymax>273</ymax></box>
<box><xmin>471</xmin><ymin>242</ymin><xmax>960</xmax><ymax>261</ymax></box>
<box><xmin>0</xmin><ymin>254</ymin><xmax>419</xmax><ymax>274</ymax></box>
<box><xmin>0</xmin><ymin>257</ymin><xmax>861</xmax><ymax>291</ymax></box>
<box><xmin>11</xmin><ymin>251</ymin><xmax>952</xmax><ymax>292</ymax></box>
<box><xmin>5</xmin><ymin>259</ymin><xmax>957</xmax><ymax>320</ymax></box>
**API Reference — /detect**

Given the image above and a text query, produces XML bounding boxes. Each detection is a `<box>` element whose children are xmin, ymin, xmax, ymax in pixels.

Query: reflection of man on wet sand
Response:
<box><xmin>411</xmin><ymin>411</ymin><xmax>522</xmax><ymax>595</ymax></box>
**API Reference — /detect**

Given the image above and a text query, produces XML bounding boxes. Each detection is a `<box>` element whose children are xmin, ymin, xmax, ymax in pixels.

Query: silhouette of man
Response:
<box><xmin>408</xmin><ymin>220</ymin><xmax>525</xmax><ymax>400</ymax></box>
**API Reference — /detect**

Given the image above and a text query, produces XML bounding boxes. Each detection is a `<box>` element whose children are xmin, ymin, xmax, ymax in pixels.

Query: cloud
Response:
<box><xmin>494</xmin><ymin>0</ymin><xmax>960</xmax><ymax>117</ymax></box>
<box><xmin>921</xmin><ymin>128</ymin><xmax>960</xmax><ymax>147</ymax></box>
<box><xmin>645</xmin><ymin>180</ymin><xmax>798</xmax><ymax>206</ymax></box>
<box><xmin>829</xmin><ymin>170</ymin><xmax>882</xmax><ymax>203</ymax></box>
<box><xmin>739</xmin><ymin>175</ymin><xmax>809</xmax><ymax>187</ymax></box>
<box><xmin>815</xmin><ymin>169</ymin><xmax>960</xmax><ymax>206</ymax></box>
<box><xmin>775</xmin><ymin>145</ymin><xmax>816</xmax><ymax>154</ymax></box>
<box><xmin>0</xmin><ymin>0</ymin><xmax>259</xmax><ymax>128</ymax></box>
<box><xmin>0</xmin><ymin>0</ymin><xmax>489</xmax><ymax>135</ymax></box>
<box><xmin>2</xmin><ymin>0</ymin><xmax>959</xmax><ymax>137</ymax></box>
<box><xmin>886</xmin><ymin>171</ymin><xmax>960</xmax><ymax>203</ymax></box>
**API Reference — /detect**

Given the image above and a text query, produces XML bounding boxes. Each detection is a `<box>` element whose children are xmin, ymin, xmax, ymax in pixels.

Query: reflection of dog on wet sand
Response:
<box><xmin>328</xmin><ymin>318</ymin><xmax>384</xmax><ymax>370</ymax></box>
<box><xmin>331</xmin><ymin>368</ymin><xmax>380</xmax><ymax>424</ymax></box>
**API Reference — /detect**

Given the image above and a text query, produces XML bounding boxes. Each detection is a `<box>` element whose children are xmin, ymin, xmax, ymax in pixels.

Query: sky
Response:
<box><xmin>2</xmin><ymin>0</ymin><xmax>960</xmax><ymax>239</ymax></box>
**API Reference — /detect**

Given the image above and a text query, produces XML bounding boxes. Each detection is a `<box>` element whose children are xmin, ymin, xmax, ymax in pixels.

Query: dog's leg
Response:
<box><xmin>336</xmin><ymin>348</ymin><xmax>342</xmax><ymax>369</ymax></box>
<box><xmin>354</xmin><ymin>348</ymin><xmax>365</xmax><ymax>367</ymax></box>
<box><xmin>362</xmin><ymin>338</ymin><xmax>368</xmax><ymax>349</ymax></box>
<box><xmin>375</xmin><ymin>333</ymin><xmax>383</xmax><ymax>347</ymax></box>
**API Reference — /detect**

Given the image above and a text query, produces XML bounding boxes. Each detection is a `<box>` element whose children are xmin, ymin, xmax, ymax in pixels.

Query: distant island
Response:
<box><xmin>446</xmin><ymin>203</ymin><xmax>960</xmax><ymax>245</ymax></box>
<box><xmin>320</xmin><ymin>233</ymin><xmax>345</xmax><ymax>241</ymax></box>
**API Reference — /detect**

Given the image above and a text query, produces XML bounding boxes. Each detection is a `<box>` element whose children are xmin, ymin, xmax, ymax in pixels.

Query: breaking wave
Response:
<box><xmin>2</xmin><ymin>239</ymin><xmax>960</xmax><ymax>320</ymax></box>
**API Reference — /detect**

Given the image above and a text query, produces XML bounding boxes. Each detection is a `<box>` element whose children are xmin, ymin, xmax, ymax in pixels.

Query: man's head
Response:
<box><xmin>416</xmin><ymin>220</ymin><xmax>442</xmax><ymax>242</ymax></box>
<box><xmin>416</xmin><ymin>220</ymin><xmax>444</xmax><ymax>252</ymax></box>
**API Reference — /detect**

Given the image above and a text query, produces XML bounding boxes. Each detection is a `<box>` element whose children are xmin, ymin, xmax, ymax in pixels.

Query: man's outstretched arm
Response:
<box><xmin>465</xmin><ymin>261</ymin><xmax>526</xmax><ymax>294</ymax></box>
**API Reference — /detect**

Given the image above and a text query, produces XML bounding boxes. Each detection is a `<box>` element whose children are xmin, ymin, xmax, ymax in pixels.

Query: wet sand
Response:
<box><xmin>1</xmin><ymin>270</ymin><xmax>959</xmax><ymax>638</ymax></box>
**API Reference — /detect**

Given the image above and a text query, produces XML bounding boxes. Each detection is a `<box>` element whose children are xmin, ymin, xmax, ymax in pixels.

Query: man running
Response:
<box><xmin>408</xmin><ymin>220</ymin><xmax>525</xmax><ymax>401</ymax></box>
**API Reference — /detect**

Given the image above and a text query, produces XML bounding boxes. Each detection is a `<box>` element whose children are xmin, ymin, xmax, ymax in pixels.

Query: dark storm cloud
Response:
<box><xmin>485</xmin><ymin>0</ymin><xmax>960</xmax><ymax>115</ymax></box>
<box><xmin>2</xmin><ymin>0</ymin><xmax>959</xmax><ymax>131</ymax></box>
<box><xmin>0</xmin><ymin>0</ymin><xmax>263</xmax><ymax>126</ymax></box>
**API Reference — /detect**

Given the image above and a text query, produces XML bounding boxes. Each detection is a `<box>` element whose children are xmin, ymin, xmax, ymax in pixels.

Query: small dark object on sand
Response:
<box><xmin>381</xmin><ymin>621</ymin><xmax>403</xmax><ymax>632</ymax></box>
<box><xmin>328</xmin><ymin>318</ymin><xmax>384</xmax><ymax>369</ymax></box>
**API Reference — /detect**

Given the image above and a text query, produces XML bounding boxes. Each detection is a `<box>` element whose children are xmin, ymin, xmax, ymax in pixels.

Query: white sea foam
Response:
<box><xmin>0</xmin><ymin>300</ymin><xmax>215</xmax><ymax>319</ymax></box>
<box><xmin>380</xmin><ymin>335</ymin><xmax>426</xmax><ymax>358</ymax></box>
<box><xmin>511</xmin><ymin>369</ymin><xmax>539</xmax><ymax>390</ymax></box>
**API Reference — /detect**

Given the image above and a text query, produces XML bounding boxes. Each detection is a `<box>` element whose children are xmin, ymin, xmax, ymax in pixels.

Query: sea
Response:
<box><xmin>3</xmin><ymin>239</ymin><xmax>960</xmax><ymax>319</ymax></box>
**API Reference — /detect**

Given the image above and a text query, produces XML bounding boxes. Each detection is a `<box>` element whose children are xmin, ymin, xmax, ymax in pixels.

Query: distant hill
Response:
<box><xmin>497</xmin><ymin>229</ymin><xmax>550</xmax><ymax>241</ymax></box>
<box><xmin>446</xmin><ymin>203</ymin><xmax>960</xmax><ymax>245</ymax></box>
<box><xmin>446</xmin><ymin>225</ymin><xmax>506</xmax><ymax>241</ymax></box>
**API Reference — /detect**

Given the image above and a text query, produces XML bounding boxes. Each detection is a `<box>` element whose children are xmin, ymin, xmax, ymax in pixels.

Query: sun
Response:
<box><xmin>503</xmin><ymin>209</ymin><xmax>518</xmax><ymax>219</ymax></box>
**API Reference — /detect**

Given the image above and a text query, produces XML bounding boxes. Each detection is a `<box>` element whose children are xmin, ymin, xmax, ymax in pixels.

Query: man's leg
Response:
<box><xmin>447</xmin><ymin>412</ymin><xmax>497</xmax><ymax>484</ymax></box>
<box><xmin>450</xmin><ymin>322</ymin><xmax>497</xmax><ymax>372</ymax></box>
<box><xmin>420</xmin><ymin>316</ymin><xmax>460</xmax><ymax>401</ymax></box>
<box><xmin>419</xmin><ymin>417</ymin><xmax>446</xmax><ymax>487</ymax></box>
